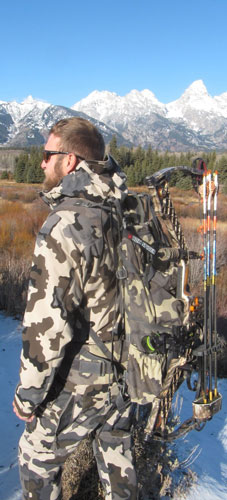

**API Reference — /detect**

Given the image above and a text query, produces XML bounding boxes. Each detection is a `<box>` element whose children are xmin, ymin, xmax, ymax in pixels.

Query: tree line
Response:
<box><xmin>13</xmin><ymin>147</ymin><xmax>44</xmax><ymax>183</ymax></box>
<box><xmin>108</xmin><ymin>136</ymin><xmax>227</xmax><ymax>190</ymax></box>
<box><xmin>3</xmin><ymin>138</ymin><xmax>227</xmax><ymax>190</ymax></box>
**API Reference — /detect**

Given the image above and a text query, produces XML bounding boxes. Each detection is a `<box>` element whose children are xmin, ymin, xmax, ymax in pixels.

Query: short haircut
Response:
<box><xmin>50</xmin><ymin>117</ymin><xmax>105</xmax><ymax>161</ymax></box>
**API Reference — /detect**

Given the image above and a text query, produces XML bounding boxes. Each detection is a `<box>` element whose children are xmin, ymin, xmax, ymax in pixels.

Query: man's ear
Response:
<box><xmin>63</xmin><ymin>153</ymin><xmax>77</xmax><ymax>174</ymax></box>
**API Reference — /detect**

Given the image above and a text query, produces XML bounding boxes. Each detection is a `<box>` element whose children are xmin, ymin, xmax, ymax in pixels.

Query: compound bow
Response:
<box><xmin>144</xmin><ymin>158</ymin><xmax>222</xmax><ymax>441</ymax></box>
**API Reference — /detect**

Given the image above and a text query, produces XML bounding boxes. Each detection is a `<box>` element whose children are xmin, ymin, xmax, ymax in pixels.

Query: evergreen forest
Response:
<box><xmin>13</xmin><ymin>147</ymin><xmax>44</xmax><ymax>183</ymax></box>
<box><xmin>3</xmin><ymin>137</ymin><xmax>227</xmax><ymax>191</ymax></box>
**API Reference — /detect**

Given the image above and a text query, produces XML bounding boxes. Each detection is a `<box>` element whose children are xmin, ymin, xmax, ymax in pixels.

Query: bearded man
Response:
<box><xmin>13</xmin><ymin>117</ymin><xmax>137</xmax><ymax>500</ymax></box>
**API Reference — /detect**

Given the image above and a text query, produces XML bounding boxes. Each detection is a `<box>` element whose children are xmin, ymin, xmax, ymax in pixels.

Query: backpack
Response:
<box><xmin>101</xmin><ymin>186</ymin><xmax>198</xmax><ymax>436</ymax></box>
<box><xmin>110</xmin><ymin>190</ymin><xmax>189</xmax><ymax>401</ymax></box>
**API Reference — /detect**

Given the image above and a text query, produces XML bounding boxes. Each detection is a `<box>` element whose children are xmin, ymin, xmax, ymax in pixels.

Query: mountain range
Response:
<box><xmin>0</xmin><ymin>97</ymin><xmax>129</xmax><ymax>149</ymax></box>
<box><xmin>1</xmin><ymin>80</ymin><xmax>227</xmax><ymax>151</ymax></box>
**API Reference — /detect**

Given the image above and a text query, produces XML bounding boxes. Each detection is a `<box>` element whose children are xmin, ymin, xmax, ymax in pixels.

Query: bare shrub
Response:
<box><xmin>0</xmin><ymin>199</ymin><xmax>24</xmax><ymax>216</ymax></box>
<box><xmin>28</xmin><ymin>200</ymin><xmax>50</xmax><ymax>236</ymax></box>
<box><xmin>19</xmin><ymin>188</ymin><xmax>38</xmax><ymax>203</ymax></box>
<box><xmin>218</xmin><ymin>193</ymin><xmax>227</xmax><ymax>221</ymax></box>
<box><xmin>0</xmin><ymin>195</ymin><xmax>48</xmax><ymax>316</ymax></box>
<box><xmin>180</xmin><ymin>214</ymin><xmax>227</xmax><ymax>291</ymax></box>
<box><xmin>0</xmin><ymin>184</ymin><xmax>40</xmax><ymax>203</ymax></box>
<box><xmin>216</xmin><ymin>222</ymin><xmax>227</xmax><ymax>269</ymax></box>
<box><xmin>216</xmin><ymin>266</ymin><xmax>227</xmax><ymax>318</ymax></box>
<box><xmin>0</xmin><ymin>254</ymin><xmax>30</xmax><ymax>315</ymax></box>
<box><xmin>175</xmin><ymin>200</ymin><xmax>201</xmax><ymax>219</ymax></box>
<box><xmin>0</xmin><ymin>187</ymin><xmax>20</xmax><ymax>201</ymax></box>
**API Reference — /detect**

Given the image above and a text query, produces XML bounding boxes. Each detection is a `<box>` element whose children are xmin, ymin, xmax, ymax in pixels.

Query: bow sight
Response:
<box><xmin>144</xmin><ymin>158</ymin><xmax>222</xmax><ymax>441</ymax></box>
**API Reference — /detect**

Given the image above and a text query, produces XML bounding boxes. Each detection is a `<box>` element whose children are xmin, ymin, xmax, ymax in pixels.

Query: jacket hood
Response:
<box><xmin>41</xmin><ymin>155</ymin><xmax>128</xmax><ymax>208</ymax></box>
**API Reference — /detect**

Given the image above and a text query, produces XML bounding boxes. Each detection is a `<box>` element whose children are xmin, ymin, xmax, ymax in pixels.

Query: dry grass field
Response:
<box><xmin>0</xmin><ymin>182</ymin><xmax>49</xmax><ymax>314</ymax></box>
<box><xmin>0</xmin><ymin>181</ymin><xmax>226</xmax><ymax>321</ymax></box>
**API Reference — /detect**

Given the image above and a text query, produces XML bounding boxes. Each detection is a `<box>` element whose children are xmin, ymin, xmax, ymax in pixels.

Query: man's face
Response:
<box><xmin>41</xmin><ymin>133</ymin><xmax>66</xmax><ymax>191</ymax></box>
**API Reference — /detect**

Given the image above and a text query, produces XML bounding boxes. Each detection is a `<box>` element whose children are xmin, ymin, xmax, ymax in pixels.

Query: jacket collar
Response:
<box><xmin>40</xmin><ymin>155</ymin><xmax>128</xmax><ymax>209</ymax></box>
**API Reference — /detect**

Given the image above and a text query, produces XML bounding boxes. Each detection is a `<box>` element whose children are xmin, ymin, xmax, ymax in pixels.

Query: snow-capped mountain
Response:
<box><xmin>0</xmin><ymin>97</ymin><xmax>130</xmax><ymax>148</ymax></box>
<box><xmin>1</xmin><ymin>80</ymin><xmax>227</xmax><ymax>151</ymax></box>
<box><xmin>73</xmin><ymin>89</ymin><xmax>165</xmax><ymax>123</ymax></box>
<box><xmin>166</xmin><ymin>80</ymin><xmax>227</xmax><ymax>133</ymax></box>
<box><xmin>72</xmin><ymin>80</ymin><xmax>227</xmax><ymax>151</ymax></box>
<box><xmin>1</xmin><ymin>95</ymin><xmax>49</xmax><ymax>123</ymax></box>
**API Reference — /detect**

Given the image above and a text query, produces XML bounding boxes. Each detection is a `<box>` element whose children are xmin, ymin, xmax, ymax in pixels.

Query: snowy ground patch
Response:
<box><xmin>171</xmin><ymin>378</ymin><xmax>227</xmax><ymax>499</ymax></box>
<box><xmin>0</xmin><ymin>314</ymin><xmax>23</xmax><ymax>500</ymax></box>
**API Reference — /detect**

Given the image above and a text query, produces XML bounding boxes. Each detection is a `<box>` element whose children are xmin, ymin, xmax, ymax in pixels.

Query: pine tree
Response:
<box><xmin>14</xmin><ymin>153</ymin><xmax>29</xmax><ymax>182</ymax></box>
<box><xmin>14</xmin><ymin>147</ymin><xmax>44</xmax><ymax>183</ymax></box>
<box><xmin>216</xmin><ymin>155</ymin><xmax>227</xmax><ymax>184</ymax></box>
<box><xmin>1</xmin><ymin>170</ymin><xmax>9</xmax><ymax>180</ymax></box>
<box><xmin>109</xmin><ymin>135</ymin><xmax>118</xmax><ymax>157</ymax></box>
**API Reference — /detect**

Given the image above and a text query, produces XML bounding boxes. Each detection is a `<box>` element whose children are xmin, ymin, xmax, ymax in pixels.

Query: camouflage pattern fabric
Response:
<box><xmin>14</xmin><ymin>155</ymin><xmax>128</xmax><ymax>417</ymax></box>
<box><xmin>114</xmin><ymin>192</ymin><xmax>188</xmax><ymax>405</ymax></box>
<box><xmin>14</xmin><ymin>156</ymin><xmax>139</xmax><ymax>499</ymax></box>
<box><xmin>19</xmin><ymin>382</ymin><xmax>137</xmax><ymax>500</ymax></box>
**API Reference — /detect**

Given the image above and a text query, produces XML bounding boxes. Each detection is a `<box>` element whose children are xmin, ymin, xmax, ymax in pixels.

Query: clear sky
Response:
<box><xmin>1</xmin><ymin>0</ymin><xmax>227</xmax><ymax>107</ymax></box>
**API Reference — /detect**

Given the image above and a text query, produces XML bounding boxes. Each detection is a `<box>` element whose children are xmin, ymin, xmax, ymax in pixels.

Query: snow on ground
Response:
<box><xmin>0</xmin><ymin>312</ymin><xmax>226</xmax><ymax>500</ymax></box>
<box><xmin>171</xmin><ymin>377</ymin><xmax>227</xmax><ymax>499</ymax></box>
<box><xmin>0</xmin><ymin>314</ymin><xmax>23</xmax><ymax>500</ymax></box>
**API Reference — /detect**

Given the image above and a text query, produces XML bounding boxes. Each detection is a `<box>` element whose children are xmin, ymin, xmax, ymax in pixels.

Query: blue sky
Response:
<box><xmin>1</xmin><ymin>0</ymin><xmax>227</xmax><ymax>107</ymax></box>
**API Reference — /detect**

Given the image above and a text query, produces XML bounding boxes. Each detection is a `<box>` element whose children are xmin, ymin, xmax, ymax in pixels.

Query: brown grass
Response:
<box><xmin>0</xmin><ymin>183</ymin><xmax>226</xmax><ymax>322</ymax></box>
<box><xmin>0</xmin><ymin>188</ymin><xmax>49</xmax><ymax>315</ymax></box>
<box><xmin>0</xmin><ymin>200</ymin><xmax>49</xmax><ymax>257</ymax></box>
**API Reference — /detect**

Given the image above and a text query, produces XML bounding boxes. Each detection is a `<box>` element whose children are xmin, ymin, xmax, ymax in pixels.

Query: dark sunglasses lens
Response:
<box><xmin>43</xmin><ymin>151</ymin><xmax>51</xmax><ymax>162</ymax></box>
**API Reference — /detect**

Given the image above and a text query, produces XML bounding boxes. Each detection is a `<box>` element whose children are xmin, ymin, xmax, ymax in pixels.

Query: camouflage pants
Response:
<box><xmin>19</xmin><ymin>382</ymin><xmax>137</xmax><ymax>500</ymax></box>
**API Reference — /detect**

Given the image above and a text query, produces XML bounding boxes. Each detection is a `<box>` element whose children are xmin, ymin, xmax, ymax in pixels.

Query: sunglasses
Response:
<box><xmin>43</xmin><ymin>150</ymin><xmax>85</xmax><ymax>163</ymax></box>
<box><xmin>43</xmin><ymin>150</ymin><xmax>69</xmax><ymax>162</ymax></box>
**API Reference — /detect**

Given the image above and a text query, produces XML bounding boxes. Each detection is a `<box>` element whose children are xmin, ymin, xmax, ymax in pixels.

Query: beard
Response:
<box><xmin>43</xmin><ymin>158</ymin><xmax>65</xmax><ymax>191</ymax></box>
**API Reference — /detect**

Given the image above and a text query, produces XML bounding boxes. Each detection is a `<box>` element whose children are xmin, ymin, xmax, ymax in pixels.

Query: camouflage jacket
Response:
<box><xmin>14</xmin><ymin>156</ymin><xmax>128</xmax><ymax>417</ymax></box>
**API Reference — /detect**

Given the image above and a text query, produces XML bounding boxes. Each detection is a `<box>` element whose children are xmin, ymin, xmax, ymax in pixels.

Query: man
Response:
<box><xmin>13</xmin><ymin>117</ymin><xmax>137</xmax><ymax>500</ymax></box>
